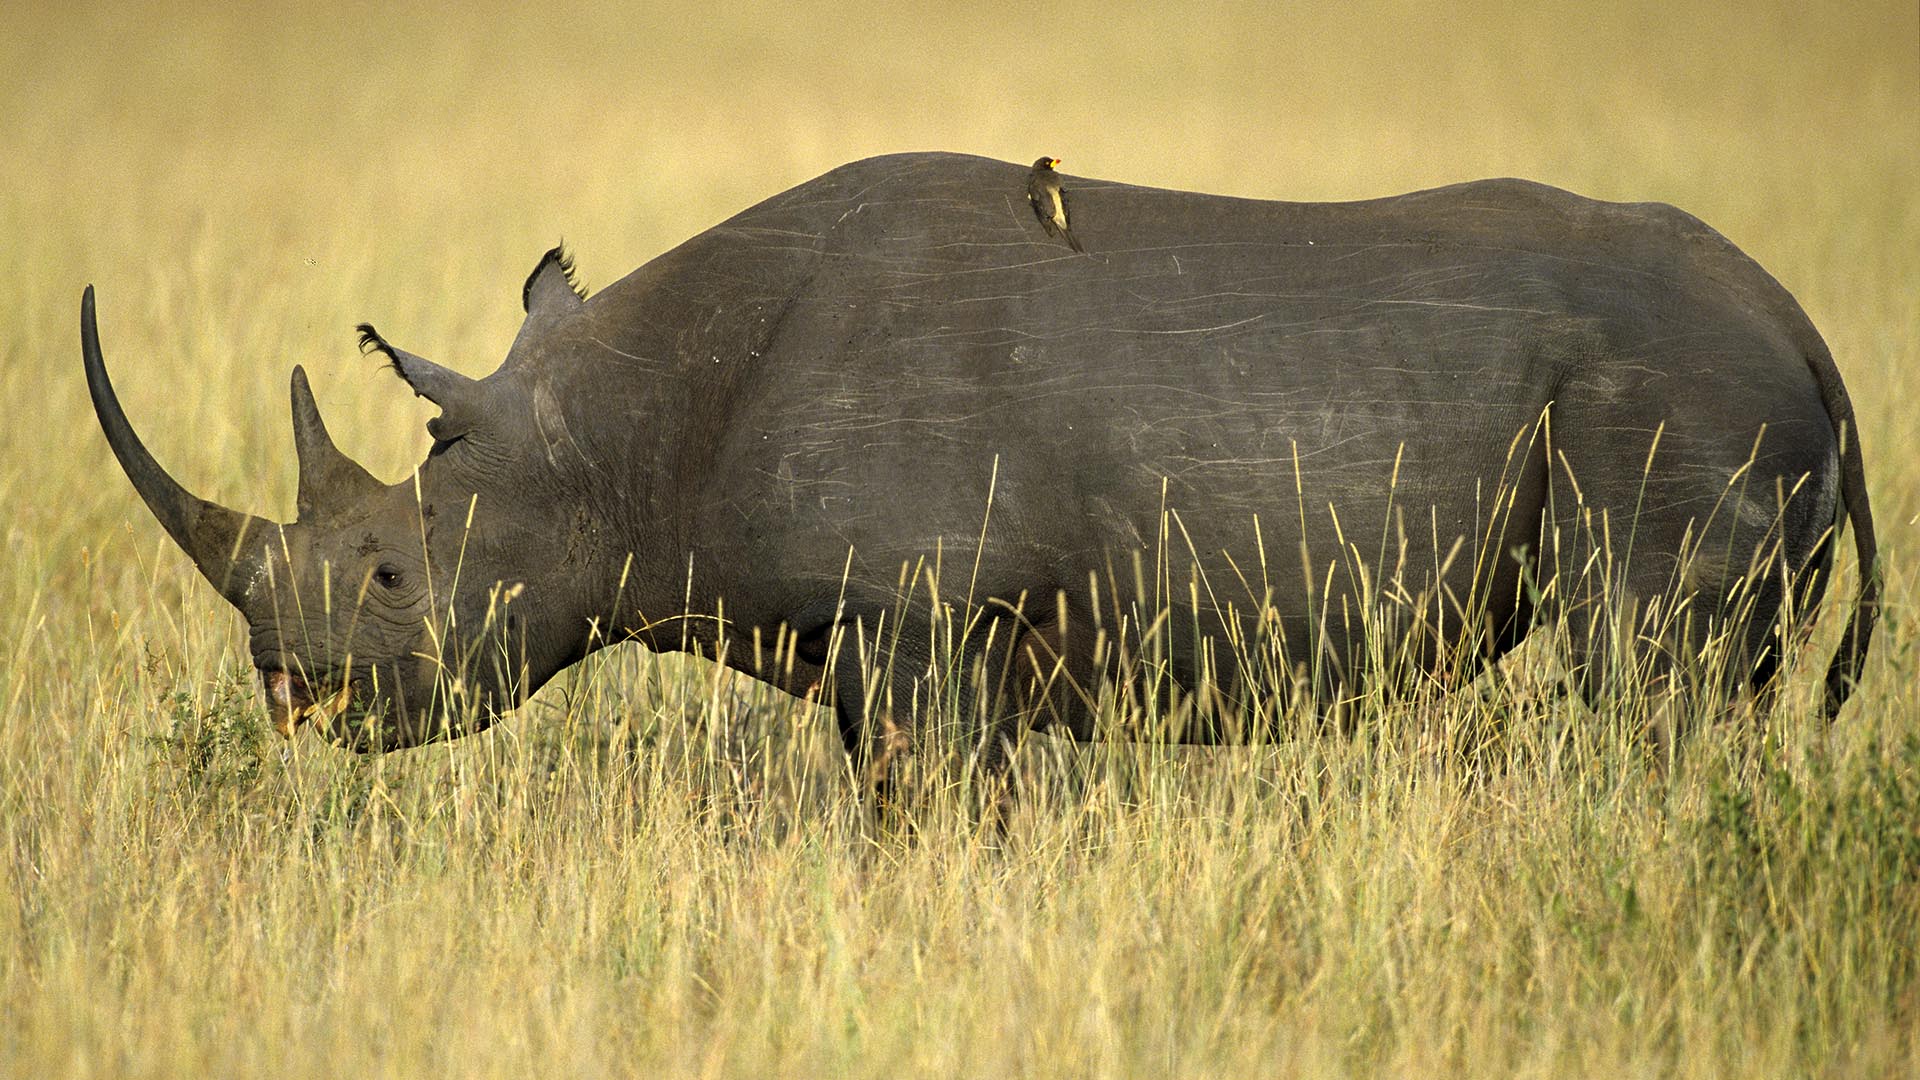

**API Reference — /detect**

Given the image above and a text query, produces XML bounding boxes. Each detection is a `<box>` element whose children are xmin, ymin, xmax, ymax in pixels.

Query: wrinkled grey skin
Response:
<box><xmin>85</xmin><ymin>152</ymin><xmax>1878</xmax><ymax>760</ymax></box>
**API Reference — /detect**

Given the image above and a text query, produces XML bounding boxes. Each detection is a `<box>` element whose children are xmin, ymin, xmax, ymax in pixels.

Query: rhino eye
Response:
<box><xmin>373</xmin><ymin>564</ymin><xmax>404</xmax><ymax>590</ymax></box>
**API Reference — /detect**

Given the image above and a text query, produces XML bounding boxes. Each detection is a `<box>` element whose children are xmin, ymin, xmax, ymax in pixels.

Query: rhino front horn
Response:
<box><xmin>81</xmin><ymin>286</ymin><xmax>276</xmax><ymax>611</ymax></box>
<box><xmin>290</xmin><ymin>365</ymin><xmax>382</xmax><ymax>519</ymax></box>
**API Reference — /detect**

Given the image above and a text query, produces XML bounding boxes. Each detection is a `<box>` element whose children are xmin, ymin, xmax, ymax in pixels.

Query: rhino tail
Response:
<box><xmin>1805</xmin><ymin>332</ymin><xmax>1879</xmax><ymax>718</ymax></box>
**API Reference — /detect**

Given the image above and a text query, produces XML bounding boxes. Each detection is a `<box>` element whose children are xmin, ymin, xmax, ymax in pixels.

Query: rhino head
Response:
<box><xmin>83</xmin><ymin>250</ymin><xmax>616</xmax><ymax>750</ymax></box>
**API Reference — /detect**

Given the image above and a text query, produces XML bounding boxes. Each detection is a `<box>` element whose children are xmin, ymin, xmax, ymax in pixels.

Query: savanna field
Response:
<box><xmin>3</xmin><ymin>1</ymin><xmax>1917</xmax><ymax>1076</ymax></box>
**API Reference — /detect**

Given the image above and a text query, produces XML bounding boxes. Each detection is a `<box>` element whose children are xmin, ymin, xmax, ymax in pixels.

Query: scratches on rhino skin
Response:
<box><xmin>533</xmin><ymin>380</ymin><xmax>593</xmax><ymax>472</ymax></box>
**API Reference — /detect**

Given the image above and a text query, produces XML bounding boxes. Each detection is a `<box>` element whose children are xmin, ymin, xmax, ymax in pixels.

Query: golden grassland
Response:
<box><xmin>3</xmin><ymin>1</ymin><xmax>1917</xmax><ymax>1075</ymax></box>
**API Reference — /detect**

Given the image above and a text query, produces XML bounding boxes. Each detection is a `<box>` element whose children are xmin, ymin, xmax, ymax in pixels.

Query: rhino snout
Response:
<box><xmin>260</xmin><ymin>666</ymin><xmax>361</xmax><ymax>740</ymax></box>
<box><xmin>263</xmin><ymin>668</ymin><xmax>315</xmax><ymax>737</ymax></box>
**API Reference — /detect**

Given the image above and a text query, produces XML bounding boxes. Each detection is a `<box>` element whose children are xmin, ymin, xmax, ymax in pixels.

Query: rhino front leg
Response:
<box><xmin>826</xmin><ymin>610</ymin><xmax>1040</xmax><ymax>814</ymax></box>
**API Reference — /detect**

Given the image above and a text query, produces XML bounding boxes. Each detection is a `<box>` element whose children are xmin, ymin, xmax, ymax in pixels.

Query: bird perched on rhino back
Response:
<box><xmin>1026</xmin><ymin>156</ymin><xmax>1084</xmax><ymax>253</ymax></box>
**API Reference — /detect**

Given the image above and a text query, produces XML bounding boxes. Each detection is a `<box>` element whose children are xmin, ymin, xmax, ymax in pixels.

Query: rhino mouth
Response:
<box><xmin>260</xmin><ymin>665</ymin><xmax>358</xmax><ymax>739</ymax></box>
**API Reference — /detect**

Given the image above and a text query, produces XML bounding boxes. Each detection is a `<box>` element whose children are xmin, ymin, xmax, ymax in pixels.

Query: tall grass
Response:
<box><xmin>3</xmin><ymin>0</ymin><xmax>1916</xmax><ymax>1076</ymax></box>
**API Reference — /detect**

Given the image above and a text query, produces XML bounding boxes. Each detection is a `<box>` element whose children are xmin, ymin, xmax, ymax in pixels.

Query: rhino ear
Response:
<box><xmin>357</xmin><ymin>323</ymin><xmax>483</xmax><ymax>442</ymax></box>
<box><xmin>522</xmin><ymin>244</ymin><xmax>587</xmax><ymax>317</ymax></box>
<box><xmin>290</xmin><ymin>366</ymin><xmax>382</xmax><ymax>519</ymax></box>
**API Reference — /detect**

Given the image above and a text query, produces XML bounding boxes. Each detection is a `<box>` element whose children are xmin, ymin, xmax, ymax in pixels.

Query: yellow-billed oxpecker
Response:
<box><xmin>1027</xmin><ymin>156</ymin><xmax>1084</xmax><ymax>253</ymax></box>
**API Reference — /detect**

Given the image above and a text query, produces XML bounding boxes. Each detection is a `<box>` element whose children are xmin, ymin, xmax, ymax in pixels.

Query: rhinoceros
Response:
<box><xmin>83</xmin><ymin>151</ymin><xmax>1877</xmax><ymax>765</ymax></box>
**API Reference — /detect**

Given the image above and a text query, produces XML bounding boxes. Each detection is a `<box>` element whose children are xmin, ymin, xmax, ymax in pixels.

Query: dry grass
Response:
<box><xmin>3</xmin><ymin>0</ymin><xmax>1917</xmax><ymax>1076</ymax></box>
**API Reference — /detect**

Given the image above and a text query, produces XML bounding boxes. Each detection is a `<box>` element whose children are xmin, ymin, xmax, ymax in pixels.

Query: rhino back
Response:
<box><xmin>572</xmin><ymin>154</ymin><xmax>1828</xmax><ymax>621</ymax></box>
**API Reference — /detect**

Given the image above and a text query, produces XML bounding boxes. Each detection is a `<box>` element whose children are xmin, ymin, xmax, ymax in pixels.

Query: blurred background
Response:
<box><xmin>1</xmin><ymin>0</ymin><xmax>1914</xmax><ymax>629</ymax></box>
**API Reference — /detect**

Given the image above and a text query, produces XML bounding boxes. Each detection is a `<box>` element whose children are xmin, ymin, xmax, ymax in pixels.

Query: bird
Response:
<box><xmin>1026</xmin><ymin>157</ymin><xmax>1084</xmax><ymax>253</ymax></box>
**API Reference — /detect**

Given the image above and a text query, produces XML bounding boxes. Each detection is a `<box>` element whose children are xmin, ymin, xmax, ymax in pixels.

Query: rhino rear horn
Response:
<box><xmin>82</xmin><ymin>286</ymin><xmax>276</xmax><ymax>611</ymax></box>
<box><xmin>290</xmin><ymin>366</ymin><xmax>382</xmax><ymax>519</ymax></box>
<box><xmin>357</xmin><ymin>323</ymin><xmax>482</xmax><ymax>442</ymax></box>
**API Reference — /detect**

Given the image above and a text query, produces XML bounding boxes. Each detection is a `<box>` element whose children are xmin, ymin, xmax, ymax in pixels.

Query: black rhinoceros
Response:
<box><xmin>83</xmin><ymin>152</ymin><xmax>1877</xmax><ymax>764</ymax></box>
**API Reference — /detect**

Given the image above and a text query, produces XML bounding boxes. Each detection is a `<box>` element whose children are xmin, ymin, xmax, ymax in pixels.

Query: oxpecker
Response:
<box><xmin>1027</xmin><ymin>156</ymin><xmax>1084</xmax><ymax>253</ymax></box>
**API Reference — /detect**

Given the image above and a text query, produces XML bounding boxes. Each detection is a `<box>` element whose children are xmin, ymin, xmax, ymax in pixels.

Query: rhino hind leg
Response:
<box><xmin>1543</xmin><ymin>434</ymin><xmax>1840</xmax><ymax>740</ymax></box>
